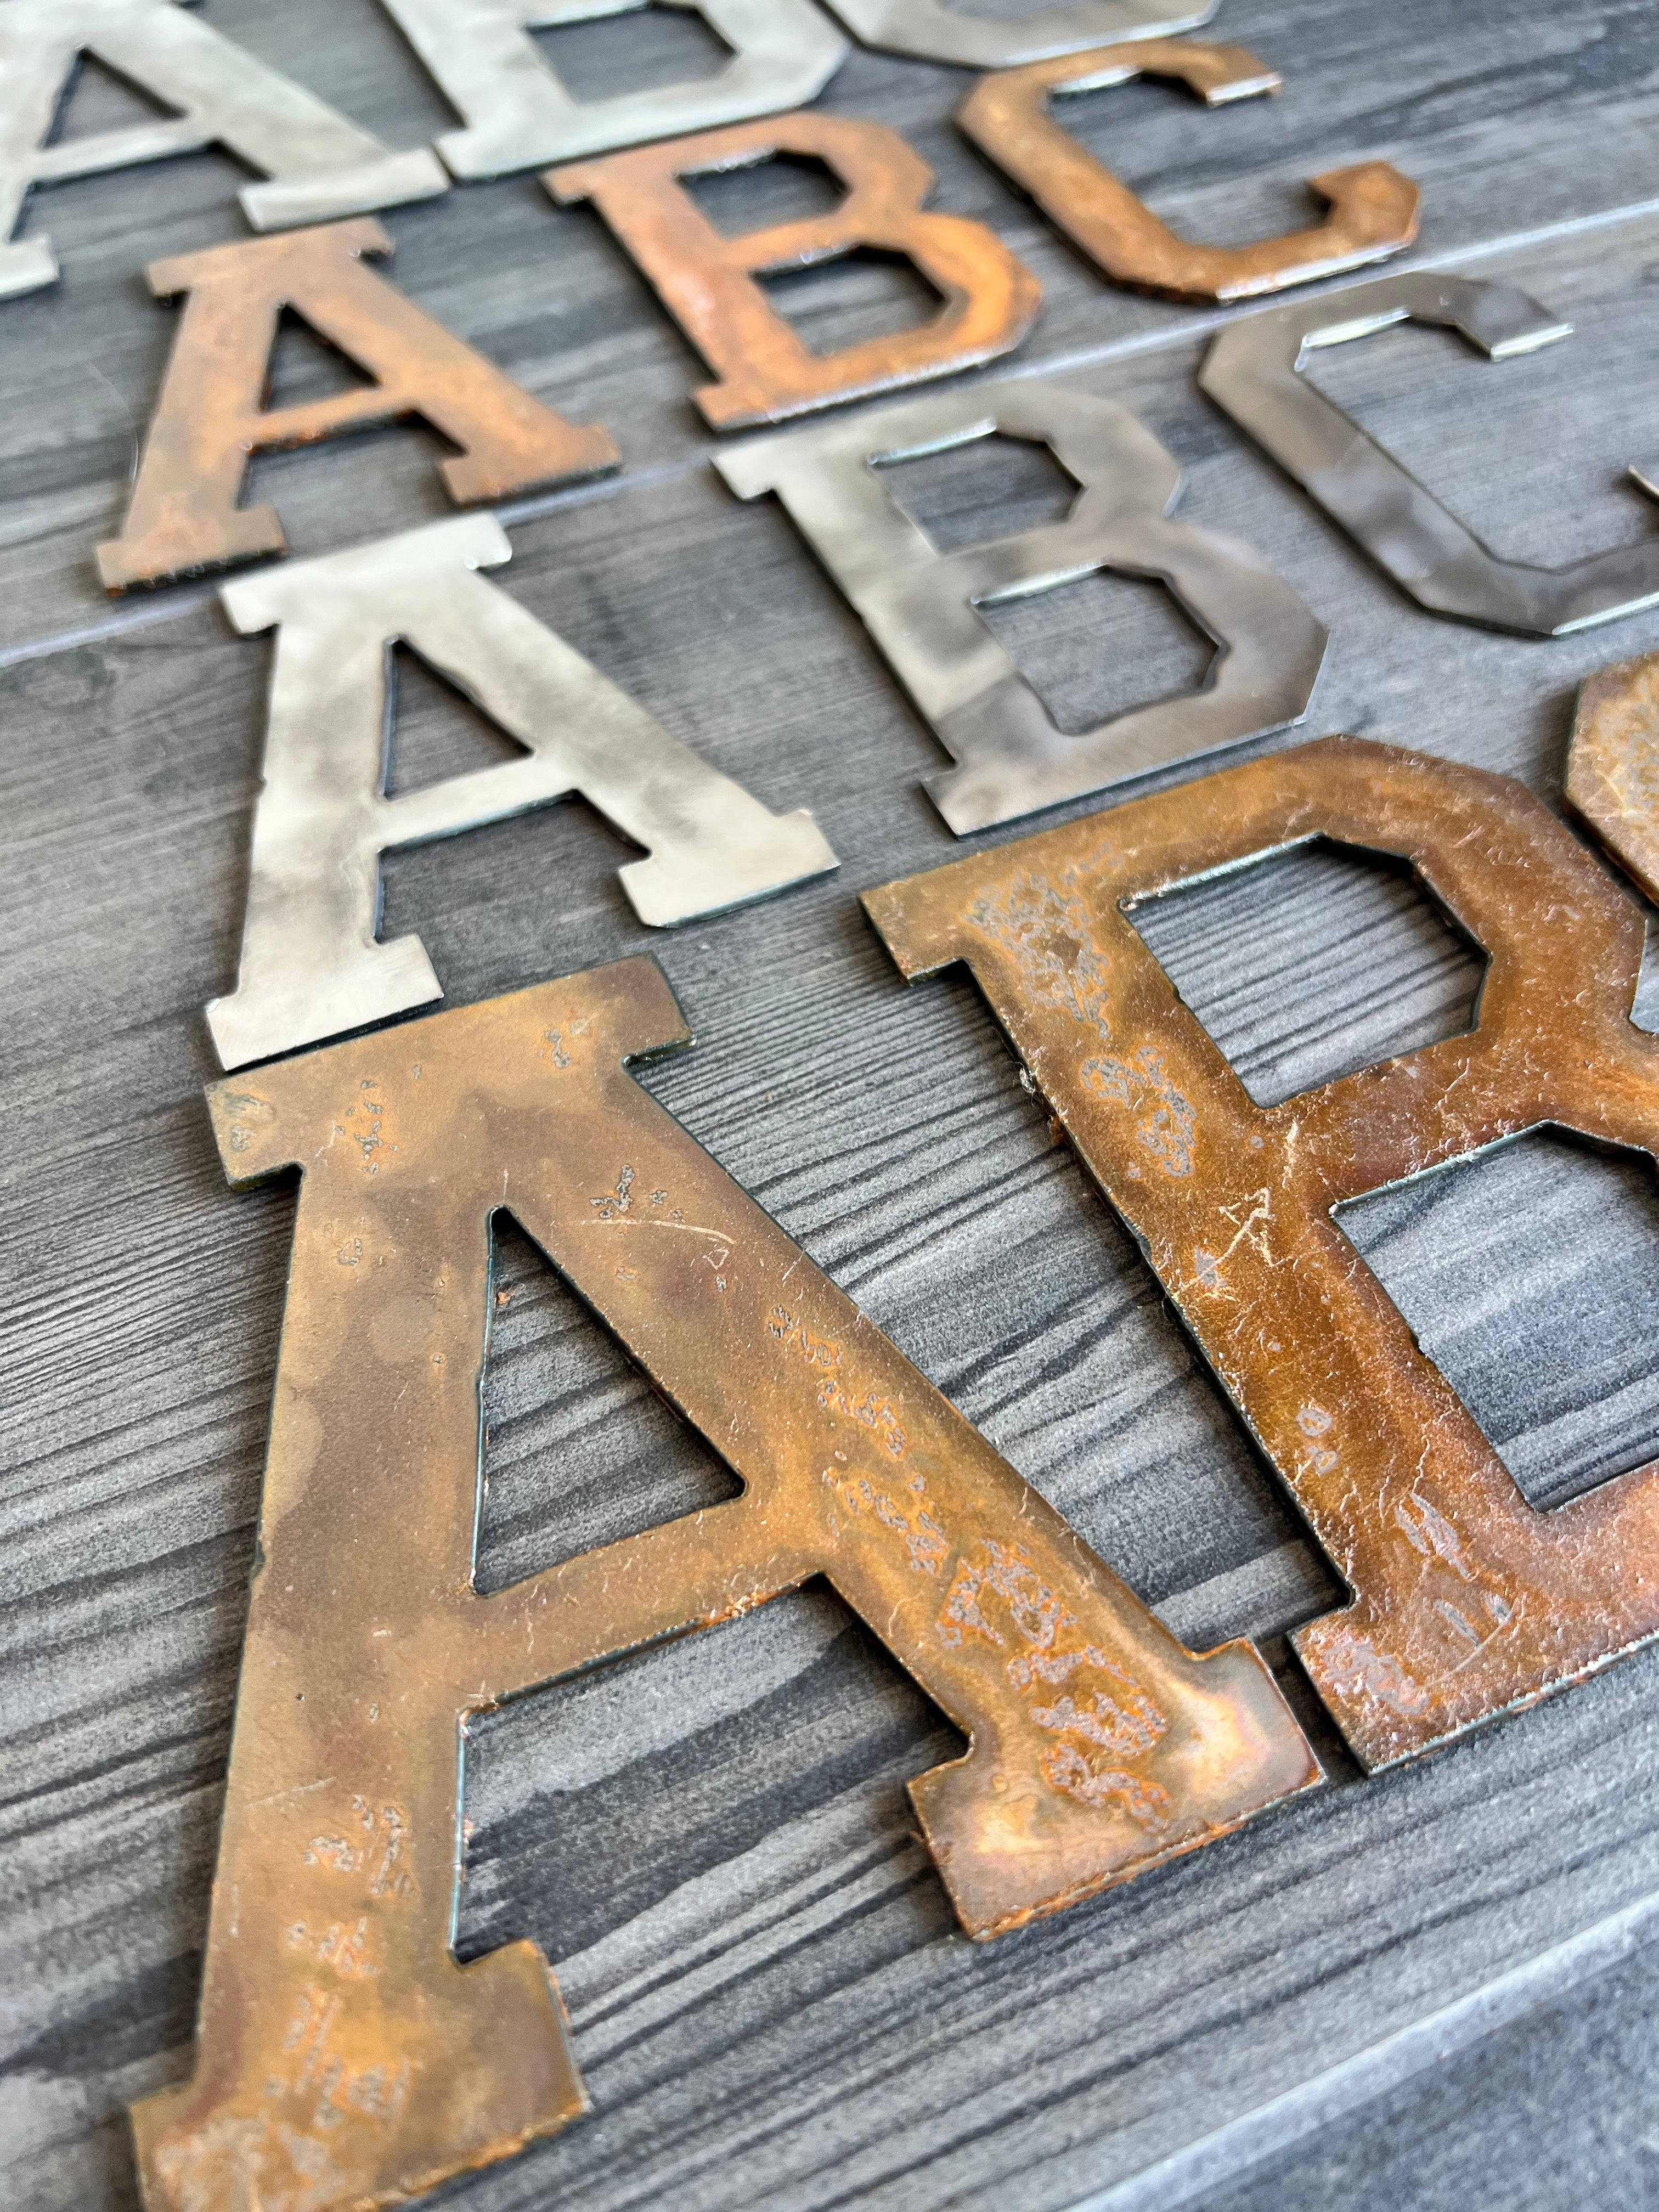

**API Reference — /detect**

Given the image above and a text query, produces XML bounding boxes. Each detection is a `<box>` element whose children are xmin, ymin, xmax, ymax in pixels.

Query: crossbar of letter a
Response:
<box><xmin>133</xmin><ymin>959</ymin><xmax>1318</xmax><ymax>2211</ymax></box>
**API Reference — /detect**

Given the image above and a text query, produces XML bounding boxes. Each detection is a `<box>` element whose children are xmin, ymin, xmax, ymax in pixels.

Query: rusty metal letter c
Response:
<box><xmin>957</xmin><ymin>40</ymin><xmax>1419</xmax><ymax>303</ymax></box>
<box><xmin>132</xmin><ymin>962</ymin><xmax>1318</xmax><ymax>2211</ymax></box>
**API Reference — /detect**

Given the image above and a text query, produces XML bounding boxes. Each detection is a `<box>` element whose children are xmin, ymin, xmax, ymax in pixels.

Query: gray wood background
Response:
<box><xmin>4</xmin><ymin>1</ymin><xmax>1659</xmax><ymax>2206</ymax></box>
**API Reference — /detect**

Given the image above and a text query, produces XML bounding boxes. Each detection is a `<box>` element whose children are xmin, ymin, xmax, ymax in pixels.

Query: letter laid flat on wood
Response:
<box><xmin>717</xmin><ymin>379</ymin><xmax>1327</xmax><ymax>830</ymax></box>
<box><xmin>207</xmin><ymin>513</ymin><xmax>837</xmax><ymax>1070</ymax></box>
<box><xmin>380</xmin><ymin>0</ymin><xmax>849</xmax><ymax>176</ymax></box>
<box><xmin>548</xmin><ymin>113</ymin><xmax>1041</xmax><ymax>428</ymax></box>
<box><xmin>95</xmin><ymin>218</ymin><xmax>618</xmax><ymax>592</ymax></box>
<box><xmin>823</xmin><ymin>0</ymin><xmax>1217</xmax><ymax>70</ymax></box>
<box><xmin>1200</xmin><ymin>270</ymin><xmax>1659</xmax><ymax>635</ymax></box>
<box><xmin>133</xmin><ymin>962</ymin><xmax>1319</xmax><ymax>2212</ymax></box>
<box><xmin>1566</xmin><ymin>649</ymin><xmax>1659</xmax><ymax>906</ymax></box>
<box><xmin>0</xmin><ymin>0</ymin><xmax>446</xmax><ymax>300</ymax></box>
<box><xmin>957</xmin><ymin>40</ymin><xmax>1419</xmax><ymax>302</ymax></box>
<box><xmin>864</xmin><ymin>737</ymin><xmax>1659</xmax><ymax>1773</ymax></box>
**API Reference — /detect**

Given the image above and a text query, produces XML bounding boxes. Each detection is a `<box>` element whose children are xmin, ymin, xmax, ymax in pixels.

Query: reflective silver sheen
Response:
<box><xmin>1199</xmin><ymin>270</ymin><xmax>1659</xmax><ymax>636</ymax></box>
<box><xmin>821</xmin><ymin>0</ymin><xmax>1217</xmax><ymax>70</ymax></box>
<box><xmin>0</xmin><ymin>0</ymin><xmax>446</xmax><ymax>300</ymax></box>
<box><xmin>379</xmin><ymin>0</ymin><xmax>849</xmax><ymax>178</ymax></box>
<box><xmin>717</xmin><ymin>380</ymin><xmax>1328</xmax><ymax>834</ymax></box>
<box><xmin>207</xmin><ymin>515</ymin><xmax>838</xmax><ymax>1071</ymax></box>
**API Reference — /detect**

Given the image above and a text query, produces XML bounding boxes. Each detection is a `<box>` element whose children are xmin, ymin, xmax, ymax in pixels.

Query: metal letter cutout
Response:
<box><xmin>1200</xmin><ymin>270</ymin><xmax>1659</xmax><ymax>635</ymax></box>
<box><xmin>717</xmin><ymin>380</ymin><xmax>1327</xmax><ymax>831</ymax></box>
<box><xmin>1566</xmin><ymin>650</ymin><xmax>1659</xmax><ymax>906</ymax></box>
<box><xmin>0</xmin><ymin>0</ymin><xmax>445</xmax><ymax>300</ymax></box>
<box><xmin>822</xmin><ymin>0</ymin><xmax>1217</xmax><ymax>71</ymax></box>
<box><xmin>96</xmin><ymin>219</ymin><xmax>618</xmax><ymax>591</ymax></box>
<box><xmin>957</xmin><ymin>40</ymin><xmax>1418</xmax><ymax>302</ymax></box>
<box><xmin>865</xmin><ymin>736</ymin><xmax>1659</xmax><ymax>1772</ymax></box>
<box><xmin>207</xmin><ymin>514</ymin><xmax>837</xmax><ymax>1070</ymax></box>
<box><xmin>132</xmin><ymin>963</ymin><xmax>1318</xmax><ymax>2211</ymax></box>
<box><xmin>380</xmin><ymin>0</ymin><xmax>848</xmax><ymax>176</ymax></box>
<box><xmin>548</xmin><ymin>113</ymin><xmax>1041</xmax><ymax>428</ymax></box>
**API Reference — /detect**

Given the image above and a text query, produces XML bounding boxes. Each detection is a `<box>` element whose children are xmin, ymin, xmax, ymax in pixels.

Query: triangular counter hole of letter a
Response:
<box><xmin>475</xmin><ymin>1211</ymin><xmax>742</xmax><ymax>1594</ymax></box>
<box><xmin>46</xmin><ymin>53</ymin><xmax>185</xmax><ymax>144</ymax></box>
<box><xmin>264</xmin><ymin>307</ymin><xmax>382</xmax><ymax>411</ymax></box>
<box><xmin>381</xmin><ymin>642</ymin><xmax>532</xmax><ymax>799</ymax></box>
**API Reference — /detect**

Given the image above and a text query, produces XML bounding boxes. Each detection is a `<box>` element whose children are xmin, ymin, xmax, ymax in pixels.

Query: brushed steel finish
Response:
<box><xmin>0</xmin><ymin>0</ymin><xmax>445</xmax><ymax>300</ymax></box>
<box><xmin>957</xmin><ymin>39</ymin><xmax>1419</xmax><ymax>302</ymax></box>
<box><xmin>718</xmin><ymin>379</ymin><xmax>1327</xmax><ymax>831</ymax></box>
<box><xmin>206</xmin><ymin>515</ymin><xmax>838</xmax><ymax>1071</ymax></box>
<box><xmin>380</xmin><ymin>0</ymin><xmax>848</xmax><ymax>179</ymax></box>
<box><xmin>1199</xmin><ymin>270</ymin><xmax>1659</xmax><ymax>636</ymax></box>
<box><xmin>866</xmin><ymin>735</ymin><xmax>1659</xmax><ymax>1773</ymax></box>
<box><xmin>134</xmin><ymin>960</ymin><xmax>1318</xmax><ymax>2211</ymax></box>
<box><xmin>823</xmin><ymin>0</ymin><xmax>1217</xmax><ymax>70</ymax></box>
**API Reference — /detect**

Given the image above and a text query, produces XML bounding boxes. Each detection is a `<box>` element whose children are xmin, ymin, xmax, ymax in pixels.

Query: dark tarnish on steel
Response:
<box><xmin>1567</xmin><ymin>649</ymin><xmax>1659</xmax><ymax>904</ymax></box>
<box><xmin>131</xmin><ymin>960</ymin><xmax>1318</xmax><ymax>2212</ymax></box>
<box><xmin>97</xmin><ymin>217</ymin><xmax>618</xmax><ymax>592</ymax></box>
<box><xmin>956</xmin><ymin>41</ymin><xmax>1419</xmax><ymax>303</ymax></box>
<box><xmin>546</xmin><ymin>114</ymin><xmax>1041</xmax><ymax>429</ymax></box>
<box><xmin>863</xmin><ymin>737</ymin><xmax>1659</xmax><ymax>1775</ymax></box>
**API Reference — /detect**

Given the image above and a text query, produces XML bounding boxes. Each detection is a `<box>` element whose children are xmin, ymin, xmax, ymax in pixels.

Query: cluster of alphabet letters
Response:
<box><xmin>15</xmin><ymin>7</ymin><xmax>1659</xmax><ymax>2210</ymax></box>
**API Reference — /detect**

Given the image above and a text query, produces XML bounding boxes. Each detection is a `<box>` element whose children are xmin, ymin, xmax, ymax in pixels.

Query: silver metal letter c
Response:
<box><xmin>821</xmin><ymin>0</ymin><xmax>1217</xmax><ymax>70</ymax></box>
<box><xmin>1199</xmin><ymin>270</ymin><xmax>1659</xmax><ymax>636</ymax></box>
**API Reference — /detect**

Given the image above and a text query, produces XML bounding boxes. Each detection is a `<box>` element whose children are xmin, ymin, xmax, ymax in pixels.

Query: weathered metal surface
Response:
<box><xmin>864</xmin><ymin>736</ymin><xmax>1659</xmax><ymax>1773</ymax></box>
<box><xmin>95</xmin><ymin>218</ymin><xmax>618</xmax><ymax>591</ymax></box>
<box><xmin>380</xmin><ymin>0</ymin><xmax>848</xmax><ymax>178</ymax></box>
<box><xmin>822</xmin><ymin>0</ymin><xmax>1217</xmax><ymax>71</ymax></box>
<box><xmin>956</xmin><ymin>41</ymin><xmax>1419</xmax><ymax>303</ymax></box>
<box><xmin>717</xmin><ymin>379</ymin><xmax>1327</xmax><ymax>829</ymax></box>
<box><xmin>0</xmin><ymin>0</ymin><xmax>446</xmax><ymax>301</ymax></box>
<box><xmin>207</xmin><ymin>514</ymin><xmax>838</xmax><ymax>1070</ymax></box>
<box><xmin>1566</xmin><ymin>651</ymin><xmax>1659</xmax><ymax>905</ymax></box>
<box><xmin>1199</xmin><ymin>270</ymin><xmax>1659</xmax><ymax>636</ymax></box>
<box><xmin>130</xmin><ymin>960</ymin><xmax>1319</xmax><ymax>2211</ymax></box>
<box><xmin>548</xmin><ymin>114</ymin><xmax>1041</xmax><ymax>429</ymax></box>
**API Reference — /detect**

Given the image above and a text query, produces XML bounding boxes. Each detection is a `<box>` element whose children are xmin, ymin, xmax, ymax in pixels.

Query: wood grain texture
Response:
<box><xmin>4</xmin><ymin>2</ymin><xmax>1659</xmax><ymax>2208</ymax></box>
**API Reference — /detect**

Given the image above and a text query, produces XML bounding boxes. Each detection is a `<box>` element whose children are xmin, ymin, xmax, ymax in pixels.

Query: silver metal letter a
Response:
<box><xmin>207</xmin><ymin>514</ymin><xmax>837</xmax><ymax>1071</ymax></box>
<box><xmin>0</xmin><ymin>0</ymin><xmax>446</xmax><ymax>300</ymax></box>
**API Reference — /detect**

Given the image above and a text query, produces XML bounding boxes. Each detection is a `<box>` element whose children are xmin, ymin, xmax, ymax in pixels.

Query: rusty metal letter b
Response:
<box><xmin>207</xmin><ymin>514</ymin><xmax>837</xmax><ymax>1070</ymax></box>
<box><xmin>548</xmin><ymin>113</ymin><xmax>1041</xmax><ymax>428</ymax></box>
<box><xmin>134</xmin><ymin>961</ymin><xmax>1318</xmax><ymax>2210</ymax></box>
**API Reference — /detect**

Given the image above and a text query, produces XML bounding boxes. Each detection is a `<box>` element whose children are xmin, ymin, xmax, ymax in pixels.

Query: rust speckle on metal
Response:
<box><xmin>546</xmin><ymin>114</ymin><xmax>1041</xmax><ymax>428</ymax></box>
<box><xmin>97</xmin><ymin>217</ymin><xmax>619</xmax><ymax>593</ymax></box>
<box><xmin>957</xmin><ymin>41</ymin><xmax>1419</xmax><ymax>303</ymax></box>
<box><xmin>1567</xmin><ymin>649</ymin><xmax>1659</xmax><ymax>903</ymax></box>
<box><xmin>864</xmin><ymin>737</ymin><xmax>1659</xmax><ymax>1774</ymax></box>
<box><xmin>132</xmin><ymin>958</ymin><xmax>1317</xmax><ymax>2212</ymax></box>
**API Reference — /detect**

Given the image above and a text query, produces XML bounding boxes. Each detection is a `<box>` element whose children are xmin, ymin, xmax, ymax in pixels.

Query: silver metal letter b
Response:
<box><xmin>716</xmin><ymin>380</ymin><xmax>1327</xmax><ymax>834</ymax></box>
<box><xmin>208</xmin><ymin>514</ymin><xmax>837</xmax><ymax>1071</ymax></box>
<box><xmin>380</xmin><ymin>0</ymin><xmax>849</xmax><ymax>178</ymax></box>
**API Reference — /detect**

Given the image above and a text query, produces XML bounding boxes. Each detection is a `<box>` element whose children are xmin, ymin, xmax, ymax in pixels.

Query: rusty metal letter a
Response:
<box><xmin>134</xmin><ymin>961</ymin><xmax>1318</xmax><ymax>2211</ymax></box>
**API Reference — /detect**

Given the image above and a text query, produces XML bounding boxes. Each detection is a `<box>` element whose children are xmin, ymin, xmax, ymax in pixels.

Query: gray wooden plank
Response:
<box><xmin>7</xmin><ymin>7</ymin><xmax>1659</xmax><ymax>2211</ymax></box>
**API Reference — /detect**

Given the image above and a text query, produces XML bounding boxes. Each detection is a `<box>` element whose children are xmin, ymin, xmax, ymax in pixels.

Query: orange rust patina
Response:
<box><xmin>547</xmin><ymin>112</ymin><xmax>1041</xmax><ymax>428</ymax></box>
<box><xmin>864</xmin><ymin>736</ymin><xmax>1659</xmax><ymax>1773</ymax></box>
<box><xmin>1567</xmin><ymin>648</ymin><xmax>1659</xmax><ymax>904</ymax></box>
<box><xmin>97</xmin><ymin>217</ymin><xmax>618</xmax><ymax>593</ymax></box>
<box><xmin>132</xmin><ymin>958</ymin><xmax>1316</xmax><ymax>2212</ymax></box>
<box><xmin>957</xmin><ymin>41</ymin><xmax>1419</xmax><ymax>303</ymax></box>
